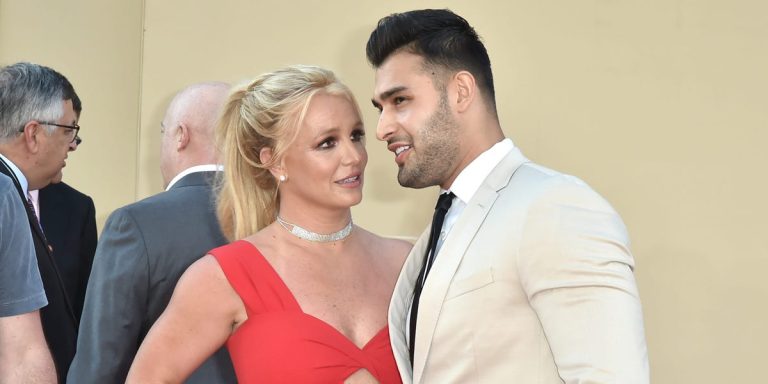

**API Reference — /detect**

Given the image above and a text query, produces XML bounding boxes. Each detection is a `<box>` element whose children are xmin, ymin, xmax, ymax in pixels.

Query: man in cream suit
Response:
<box><xmin>368</xmin><ymin>9</ymin><xmax>649</xmax><ymax>383</ymax></box>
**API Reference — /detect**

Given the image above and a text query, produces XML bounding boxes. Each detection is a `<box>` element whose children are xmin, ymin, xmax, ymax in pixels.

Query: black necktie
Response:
<box><xmin>409</xmin><ymin>191</ymin><xmax>454</xmax><ymax>364</ymax></box>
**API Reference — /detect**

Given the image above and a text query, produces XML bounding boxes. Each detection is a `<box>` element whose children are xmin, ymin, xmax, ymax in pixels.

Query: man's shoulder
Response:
<box><xmin>40</xmin><ymin>181</ymin><xmax>93</xmax><ymax>204</ymax></box>
<box><xmin>111</xmin><ymin>182</ymin><xmax>215</xmax><ymax>222</ymax></box>
<box><xmin>0</xmin><ymin>175</ymin><xmax>23</xmax><ymax>214</ymax></box>
<box><xmin>497</xmin><ymin>160</ymin><xmax>617</xmax><ymax>216</ymax></box>
<box><xmin>0</xmin><ymin>172</ymin><xmax>12</xmax><ymax>189</ymax></box>
<box><xmin>500</xmin><ymin>155</ymin><xmax>589</xmax><ymax>190</ymax></box>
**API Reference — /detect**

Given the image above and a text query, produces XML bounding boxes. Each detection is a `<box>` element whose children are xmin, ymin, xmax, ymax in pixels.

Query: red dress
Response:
<box><xmin>209</xmin><ymin>240</ymin><xmax>402</xmax><ymax>384</ymax></box>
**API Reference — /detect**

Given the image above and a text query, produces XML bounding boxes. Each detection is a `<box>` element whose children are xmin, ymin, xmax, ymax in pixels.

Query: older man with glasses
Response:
<box><xmin>0</xmin><ymin>61</ymin><xmax>83</xmax><ymax>382</ymax></box>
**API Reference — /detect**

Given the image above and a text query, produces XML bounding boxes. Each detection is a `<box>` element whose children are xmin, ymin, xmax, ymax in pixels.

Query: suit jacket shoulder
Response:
<box><xmin>38</xmin><ymin>181</ymin><xmax>97</xmax><ymax>321</ymax></box>
<box><xmin>69</xmin><ymin>171</ymin><xmax>235</xmax><ymax>384</ymax></box>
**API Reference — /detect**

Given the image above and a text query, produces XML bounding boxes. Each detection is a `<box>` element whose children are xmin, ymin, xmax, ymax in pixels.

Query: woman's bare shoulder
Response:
<box><xmin>176</xmin><ymin>254</ymin><xmax>246</xmax><ymax>323</ymax></box>
<box><xmin>355</xmin><ymin>227</ymin><xmax>413</xmax><ymax>263</ymax></box>
<box><xmin>177</xmin><ymin>255</ymin><xmax>241</xmax><ymax>306</ymax></box>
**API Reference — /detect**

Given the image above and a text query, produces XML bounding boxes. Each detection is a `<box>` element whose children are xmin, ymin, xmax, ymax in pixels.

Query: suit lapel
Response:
<box><xmin>412</xmin><ymin>147</ymin><xmax>529</xmax><ymax>382</ymax></box>
<box><xmin>0</xmin><ymin>157</ymin><xmax>51</xmax><ymax>252</ymax></box>
<box><xmin>389</xmin><ymin>226</ymin><xmax>429</xmax><ymax>383</ymax></box>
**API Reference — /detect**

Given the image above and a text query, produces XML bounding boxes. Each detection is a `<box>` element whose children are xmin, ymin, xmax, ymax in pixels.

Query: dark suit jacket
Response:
<box><xmin>0</xmin><ymin>158</ymin><xmax>78</xmax><ymax>382</ymax></box>
<box><xmin>68</xmin><ymin>171</ymin><xmax>237</xmax><ymax>384</ymax></box>
<box><xmin>39</xmin><ymin>181</ymin><xmax>97</xmax><ymax>321</ymax></box>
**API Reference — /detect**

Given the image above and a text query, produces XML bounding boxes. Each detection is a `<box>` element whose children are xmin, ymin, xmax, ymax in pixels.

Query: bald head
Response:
<box><xmin>160</xmin><ymin>82</ymin><xmax>230</xmax><ymax>187</ymax></box>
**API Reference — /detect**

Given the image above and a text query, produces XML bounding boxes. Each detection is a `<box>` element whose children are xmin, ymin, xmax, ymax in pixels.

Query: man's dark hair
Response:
<box><xmin>366</xmin><ymin>9</ymin><xmax>496</xmax><ymax>112</ymax></box>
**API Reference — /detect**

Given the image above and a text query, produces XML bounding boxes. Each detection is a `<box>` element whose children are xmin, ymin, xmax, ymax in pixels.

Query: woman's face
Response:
<box><xmin>279</xmin><ymin>92</ymin><xmax>367</xmax><ymax>211</ymax></box>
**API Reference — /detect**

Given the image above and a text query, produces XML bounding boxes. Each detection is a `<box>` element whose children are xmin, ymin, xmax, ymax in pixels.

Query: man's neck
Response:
<box><xmin>0</xmin><ymin>151</ymin><xmax>31</xmax><ymax>194</ymax></box>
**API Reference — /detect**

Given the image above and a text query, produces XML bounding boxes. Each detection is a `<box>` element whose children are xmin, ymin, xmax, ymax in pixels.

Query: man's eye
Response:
<box><xmin>393</xmin><ymin>96</ymin><xmax>406</xmax><ymax>105</ymax></box>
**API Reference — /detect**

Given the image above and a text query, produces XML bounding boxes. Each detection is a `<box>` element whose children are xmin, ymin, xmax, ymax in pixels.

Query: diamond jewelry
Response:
<box><xmin>276</xmin><ymin>216</ymin><xmax>353</xmax><ymax>242</ymax></box>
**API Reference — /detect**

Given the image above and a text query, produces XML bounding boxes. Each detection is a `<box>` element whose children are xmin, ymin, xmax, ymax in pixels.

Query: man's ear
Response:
<box><xmin>176</xmin><ymin>123</ymin><xmax>190</xmax><ymax>150</ymax></box>
<box><xmin>453</xmin><ymin>71</ymin><xmax>477</xmax><ymax>113</ymax></box>
<box><xmin>21</xmin><ymin>121</ymin><xmax>43</xmax><ymax>153</ymax></box>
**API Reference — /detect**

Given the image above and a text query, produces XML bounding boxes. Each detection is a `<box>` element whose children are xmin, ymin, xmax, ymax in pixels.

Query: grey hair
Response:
<box><xmin>0</xmin><ymin>62</ymin><xmax>81</xmax><ymax>141</ymax></box>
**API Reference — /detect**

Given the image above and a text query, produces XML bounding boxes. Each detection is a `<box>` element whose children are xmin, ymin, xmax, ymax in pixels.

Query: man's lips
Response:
<box><xmin>388</xmin><ymin>143</ymin><xmax>412</xmax><ymax>165</ymax></box>
<box><xmin>395</xmin><ymin>145</ymin><xmax>411</xmax><ymax>156</ymax></box>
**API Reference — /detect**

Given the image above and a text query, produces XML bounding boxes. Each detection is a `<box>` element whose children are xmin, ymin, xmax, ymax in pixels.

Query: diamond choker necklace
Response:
<box><xmin>276</xmin><ymin>216</ymin><xmax>353</xmax><ymax>243</ymax></box>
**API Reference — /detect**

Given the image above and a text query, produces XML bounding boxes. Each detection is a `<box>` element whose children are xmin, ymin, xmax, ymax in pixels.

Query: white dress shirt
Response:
<box><xmin>0</xmin><ymin>153</ymin><xmax>30</xmax><ymax>195</ymax></box>
<box><xmin>436</xmin><ymin>138</ymin><xmax>514</xmax><ymax>254</ymax></box>
<box><xmin>165</xmin><ymin>164</ymin><xmax>223</xmax><ymax>191</ymax></box>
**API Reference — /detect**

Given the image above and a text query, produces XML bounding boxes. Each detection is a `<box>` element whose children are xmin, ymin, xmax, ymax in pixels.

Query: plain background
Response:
<box><xmin>2</xmin><ymin>1</ymin><xmax>766</xmax><ymax>382</ymax></box>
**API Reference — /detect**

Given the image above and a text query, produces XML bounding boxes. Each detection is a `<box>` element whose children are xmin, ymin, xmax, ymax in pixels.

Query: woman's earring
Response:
<box><xmin>279</xmin><ymin>175</ymin><xmax>287</xmax><ymax>182</ymax></box>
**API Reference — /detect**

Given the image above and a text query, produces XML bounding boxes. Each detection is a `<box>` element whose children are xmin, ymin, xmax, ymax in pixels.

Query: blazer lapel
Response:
<box><xmin>0</xmin><ymin>157</ymin><xmax>51</xmax><ymax>252</ymax></box>
<box><xmin>389</xmin><ymin>226</ymin><xmax>429</xmax><ymax>383</ymax></box>
<box><xmin>412</xmin><ymin>147</ymin><xmax>529</xmax><ymax>382</ymax></box>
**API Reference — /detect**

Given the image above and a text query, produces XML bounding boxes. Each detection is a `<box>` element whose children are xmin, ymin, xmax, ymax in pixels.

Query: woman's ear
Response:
<box><xmin>260</xmin><ymin>147</ymin><xmax>282</xmax><ymax>178</ymax></box>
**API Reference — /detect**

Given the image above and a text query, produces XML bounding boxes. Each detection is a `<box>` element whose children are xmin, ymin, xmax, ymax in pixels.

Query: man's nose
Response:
<box><xmin>376</xmin><ymin>110</ymin><xmax>396</xmax><ymax>142</ymax></box>
<box><xmin>69</xmin><ymin>136</ymin><xmax>81</xmax><ymax>151</ymax></box>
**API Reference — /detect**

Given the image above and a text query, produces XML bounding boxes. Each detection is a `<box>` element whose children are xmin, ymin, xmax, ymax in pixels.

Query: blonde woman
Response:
<box><xmin>127</xmin><ymin>66</ymin><xmax>410</xmax><ymax>383</ymax></box>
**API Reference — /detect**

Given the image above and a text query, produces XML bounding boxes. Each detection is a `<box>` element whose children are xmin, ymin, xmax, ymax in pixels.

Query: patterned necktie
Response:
<box><xmin>27</xmin><ymin>190</ymin><xmax>40</xmax><ymax>219</ymax></box>
<box><xmin>26</xmin><ymin>194</ymin><xmax>49</xmax><ymax>246</ymax></box>
<box><xmin>409</xmin><ymin>191</ymin><xmax>454</xmax><ymax>365</ymax></box>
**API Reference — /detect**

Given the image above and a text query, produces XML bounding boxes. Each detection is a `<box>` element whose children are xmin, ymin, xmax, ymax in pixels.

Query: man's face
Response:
<box><xmin>33</xmin><ymin>99</ymin><xmax>78</xmax><ymax>189</ymax></box>
<box><xmin>372</xmin><ymin>51</ymin><xmax>461</xmax><ymax>189</ymax></box>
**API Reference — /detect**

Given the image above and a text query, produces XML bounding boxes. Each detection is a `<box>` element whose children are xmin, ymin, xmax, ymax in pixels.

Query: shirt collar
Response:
<box><xmin>445</xmin><ymin>138</ymin><xmax>514</xmax><ymax>203</ymax></box>
<box><xmin>165</xmin><ymin>164</ymin><xmax>223</xmax><ymax>191</ymax></box>
<box><xmin>0</xmin><ymin>153</ymin><xmax>29</xmax><ymax>195</ymax></box>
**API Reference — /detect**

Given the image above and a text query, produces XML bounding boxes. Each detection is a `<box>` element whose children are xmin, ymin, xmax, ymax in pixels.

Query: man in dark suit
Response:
<box><xmin>0</xmin><ymin>62</ymin><xmax>82</xmax><ymax>382</ymax></box>
<box><xmin>68</xmin><ymin>82</ymin><xmax>237</xmax><ymax>383</ymax></box>
<box><xmin>34</xmin><ymin>180</ymin><xmax>97</xmax><ymax>321</ymax></box>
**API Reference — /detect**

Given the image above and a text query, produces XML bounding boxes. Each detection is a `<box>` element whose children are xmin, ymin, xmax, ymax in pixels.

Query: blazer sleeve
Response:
<box><xmin>67</xmin><ymin>208</ymin><xmax>149</xmax><ymax>384</ymax></box>
<box><xmin>74</xmin><ymin>196</ymin><xmax>98</xmax><ymax>319</ymax></box>
<box><xmin>518</xmin><ymin>181</ymin><xmax>650</xmax><ymax>384</ymax></box>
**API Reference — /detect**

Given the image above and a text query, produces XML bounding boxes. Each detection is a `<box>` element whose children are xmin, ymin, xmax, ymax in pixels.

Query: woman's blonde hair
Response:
<box><xmin>216</xmin><ymin>65</ymin><xmax>358</xmax><ymax>240</ymax></box>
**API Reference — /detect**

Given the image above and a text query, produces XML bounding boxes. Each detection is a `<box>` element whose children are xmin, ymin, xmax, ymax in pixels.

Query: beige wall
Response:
<box><xmin>2</xmin><ymin>0</ymin><xmax>767</xmax><ymax>382</ymax></box>
<box><xmin>0</xmin><ymin>0</ymin><xmax>144</xmax><ymax>229</ymax></box>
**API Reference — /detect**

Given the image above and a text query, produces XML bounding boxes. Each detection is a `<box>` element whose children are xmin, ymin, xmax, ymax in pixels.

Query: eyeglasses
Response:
<box><xmin>33</xmin><ymin>121</ymin><xmax>81</xmax><ymax>143</ymax></box>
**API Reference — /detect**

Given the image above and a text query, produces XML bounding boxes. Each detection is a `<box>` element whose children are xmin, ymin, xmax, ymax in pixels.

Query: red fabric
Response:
<box><xmin>210</xmin><ymin>240</ymin><xmax>402</xmax><ymax>384</ymax></box>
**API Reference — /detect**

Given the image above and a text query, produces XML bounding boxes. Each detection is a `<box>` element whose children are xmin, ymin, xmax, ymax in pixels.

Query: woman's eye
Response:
<box><xmin>351</xmin><ymin>130</ymin><xmax>366</xmax><ymax>142</ymax></box>
<box><xmin>318</xmin><ymin>138</ymin><xmax>336</xmax><ymax>149</ymax></box>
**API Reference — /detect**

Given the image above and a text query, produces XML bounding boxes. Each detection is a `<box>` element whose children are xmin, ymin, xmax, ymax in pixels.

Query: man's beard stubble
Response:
<box><xmin>397</xmin><ymin>94</ymin><xmax>460</xmax><ymax>189</ymax></box>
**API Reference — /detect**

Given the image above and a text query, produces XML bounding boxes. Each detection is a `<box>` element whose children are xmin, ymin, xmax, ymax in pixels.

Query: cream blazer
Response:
<box><xmin>389</xmin><ymin>148</ymin><xmax>649</xmax><ymax>383</ymax></box>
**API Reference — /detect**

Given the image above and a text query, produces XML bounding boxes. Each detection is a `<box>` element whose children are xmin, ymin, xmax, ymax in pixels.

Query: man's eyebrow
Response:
<box><xmin>375</xmin><ymin>86</ymin><xmax>408</xmax><ymax>102</ymax></box>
